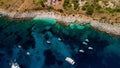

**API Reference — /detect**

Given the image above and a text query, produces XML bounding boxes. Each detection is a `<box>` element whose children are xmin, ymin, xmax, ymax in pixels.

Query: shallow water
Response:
<box><xmin>0</xmin><ymin>17</ymin><xmax>120</xmax><ymax>68</ymax></box>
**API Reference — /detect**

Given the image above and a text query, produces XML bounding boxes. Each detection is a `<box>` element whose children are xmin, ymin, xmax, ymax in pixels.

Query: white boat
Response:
<box><xmin>82</xmin><ymin>42</ymin><xmax>88</xmax><ymax>45</ymax></box>
<box><xmin>88</xmin><ymin>47</ymin><xmax>93</xmax><ymax>50</ymax></box>
<box><xmin>85</xmin><ymin>39</ymin><xmax>89</xmax><ymax>42</ymax></box>
<box><xmin>26</xmin><ymin>52</ymin><xmax>30</xmax><ymax>55</ymax></box>
<box><xmin>65</xmin><ymin>57</ymin><xmax>75</xmax><ymax>65</ymax></box>
<box><xmin>58</xmin><ymin>38</ymin><xmax>62</xmax><ymax>41</ymax></box>
<box><xmin>46</xmin><ymin>40</ymin><xmax>51</xmax><ymax>44</ymax></box>
<box><xmin>11</xmin><ymin>62</ymin><xmax>20</xmax><ymax>68</ymax></box>
<box><xmin>79</xmin><ymin>49</ymin><xmax>85</xmax><ymax>53</ymax></box>
<box><xmin>18</xmin><ymin>45</ymin><xmax>22</xmax><ymax>48</ymax></box>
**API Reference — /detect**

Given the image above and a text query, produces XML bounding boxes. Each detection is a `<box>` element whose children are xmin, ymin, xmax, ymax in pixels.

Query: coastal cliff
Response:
<box><xmin>0</xmin><ymin>9</ymin><xmax>120</xmax><ymax>36</ymax></box>
<box><xmin>0</xmin><ymin>0</ymin><xmax>120</xmax><ymax>36</ymax></box>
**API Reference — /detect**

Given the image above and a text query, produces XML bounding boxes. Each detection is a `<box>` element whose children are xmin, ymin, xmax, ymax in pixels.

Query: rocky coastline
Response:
<box><xmin>0</xmin><ymin>9</ymin><xmax>120</xmax><ymax>36</ymax></box>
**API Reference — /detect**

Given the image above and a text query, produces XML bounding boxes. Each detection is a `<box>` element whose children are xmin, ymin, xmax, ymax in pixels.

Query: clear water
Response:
<box><xmin>0</xmin><ymin>17</ymin><xmax>120</xmax><ymax>68</ymax></box>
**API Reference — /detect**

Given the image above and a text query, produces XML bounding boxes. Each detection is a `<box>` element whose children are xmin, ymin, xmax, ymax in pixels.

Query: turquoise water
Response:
<box><xmin>0</xmin><ymin>17</ymin><xmax>120</xmax><ymax>68</ymax></box>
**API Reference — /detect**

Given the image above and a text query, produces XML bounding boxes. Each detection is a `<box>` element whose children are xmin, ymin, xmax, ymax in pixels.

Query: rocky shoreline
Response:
<box><xmin>0</xmin><ymin>9</ymin><xmax>120</xmax><ymax>36</ymax></box>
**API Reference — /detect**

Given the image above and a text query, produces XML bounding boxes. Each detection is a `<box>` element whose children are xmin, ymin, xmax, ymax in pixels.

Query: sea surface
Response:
<box><xmin>0</xmin><ymin>17</ymin><xmax>120</xmax><ymax>68</ymax></box>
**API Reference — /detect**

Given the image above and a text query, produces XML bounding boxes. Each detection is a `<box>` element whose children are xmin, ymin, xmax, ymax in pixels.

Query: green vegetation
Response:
<box><xmin>82</xmin><ymin>3</ymin><xmax>94</xmax><ymax>15</ymax></box>
<box><xmin>86</xmin><ymin>6</ymin><xmax>94</xmax><ymax>15</ymax></box>
<box><xmin>82</xmin><ymin>2</ymin><xmax>89</xmax><ymax>10</ymax></box>
<box><xmin>57</xmin><ymin>9</ymin><xmax>63</xmax><ymax>12</ymax></box>
<box><xmin>63</xmin><ymin>0</ymin><xmax>74</xmax><ymax>14</ymax></box>
<box><xmin>63</xmin><ymin>0</ymin><xmax>71</xmax><ymax>9</ymax></box>
<box><xmin>106</xmin><ymin>7</ymin><xmax>120</xmax><ymax>13</ymax></box>
<box><xmin>0</xmin><ymin>0</ymin><xmax>7</xmax><ymax>4</ymax></box>
<box><xmin>94</xmin><ymin>0</ymin><xmax>99</xmax><ymax>2</ymax></box>
<box><xmin>93</xmin><ymin>3</ymin><xmax>101</xmax><ymax>10</ymax></box>
<box><xmin>101</xmin><ymin>16</ymin><xmax>106</xmax><ymax>20</ymax></box>
<box><xmin>47</xmin><ymin>6</ymin><xmax>54</xmax><ymax>11</ymax></box>
<box><xmin>0</xmin><ymin>0</ymin><xmax>10</xmax><ymax>7</ymax></box>
<box><xmin>103</xmin><ymin>0</ymin><xmax>108</xmax><ymax>6</ymax></box>
<box><xmin>81</xmin><ymin>1</ymin><xmax>119</xmax><ymax>15</ymax></box>
<box><xmin>35</xmin><ymin>0</ymin><xmax>46</xmax><ymax>7</ymax></box>
<box><xmin>72</xmin><ymin>0</ymin><xmax>79</xmax><ymax>10</ymax></box>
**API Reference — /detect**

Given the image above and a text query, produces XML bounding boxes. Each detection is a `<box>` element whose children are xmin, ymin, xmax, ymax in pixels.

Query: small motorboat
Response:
<box><xmin>26</xmin><ymin>52</ymin><xmax>30</xmax><ymax>55</ymax></box>
<box><xmin>82</xmin><ymin>42</ymin><xmax>88</xmax><ymax>45</ymax></box>
<box><xmin>46</xmin><ymin>40</ymin><xmax>51</xmax><ymax>44</ymax></box>
<box><xmin>85</xmin><ymin>39</ymin><xmax>89</xmax><ymax>42</ymax></box>
<box><xmin>88</xmin><ymin>47</ymin><xmax>93</xmax><ymax>50</ymax></box>
<box><xmin>18</xmin><ymin>45</ymin><xmax>22</xmax><ymax>48</ymax></box>
<box><xmin>58</xmin><ymin>38</ymin><xmax>62</xmax><ymax>41</ymax></box>
<box><xmin>79</xmin><ymin>49</ymin><xmax>85</xmax><ymax>53</ymax></box>
<box><xmin>11</xmin><ymin>62</ymin><xmax>20</xmax><ymax>68</ymax></box>
<box><xmin>65</xmin><ymin>57</ymin><xmax>75</xmax><ymax>65</ymax></box>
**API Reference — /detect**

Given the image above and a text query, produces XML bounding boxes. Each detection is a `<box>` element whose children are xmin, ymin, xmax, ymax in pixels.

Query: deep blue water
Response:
<box><xmin>0</xmin><ymin>17</ymin><xmax>120</xmax><ymax>68</ymax></box>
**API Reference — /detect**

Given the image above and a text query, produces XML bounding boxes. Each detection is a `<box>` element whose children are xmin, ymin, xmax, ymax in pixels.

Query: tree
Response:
<box><xmin>57</xmin><ymin>9</ymin><xmax>63</xmax><ymax>12</ymax></box>
<box><xmin>63</xmin><ymin>0</ymin><xmax>71</xmax><ymax>9</ymax></box>
<box><xmin>86</xmin><ymin>6</ymin><xmax>94</xmax><ymax>15</ymax></box>
<box><xmin>72</xmin><ymin>0</ymin><xmax>79</xmax><ymax>10</ymax></box>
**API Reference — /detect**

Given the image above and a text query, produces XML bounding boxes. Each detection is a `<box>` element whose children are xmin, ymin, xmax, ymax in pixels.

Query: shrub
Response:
<box><xmin>94</xmin><ymin>3</ymin><xmax>101</xmax><ymax>10</ymax></box>
<box><xmin>94</xmin><ymin>0</ymin><xmax>99</xmax><ymax>2</ymax></box>
<box><xmin>72</xmin><ymin>0</ymin><xmax>79</xmax><ymax>10</ymax></box>
<box><xmin>36</xmin><ymin>0</ymin><xmax>46</xmax><ymax>7</ymax></box>
<box><xmin>47</xmin><ymin>6</ymin><xmax>54</xmax><ymax>11</ymax></box>
<box><xmin>82</xmin><ymin>3</ymin><xmax>94</xmax><ymax>15</ymax></box>
<box><xmin>82</xmin><ymin>2</ymin><xmax>89</xmax><ymax>10</ymax></box>
<box><xmin>57</xmin><ymin>9</ymin><xmax>63</xmax><ymax>12</ymax></box>
<box><xmin>86</xmin><ymin>6</ymin><xmax>94</xmax><ymax>15</ymax></box>
<box><xmin>106</xmin><ymin>8</ymin><xmax>120</xmax><ymax>13</ymax></box>
<box><xmin>106</xmin><ymin>8</ymin><xmax>114</xmax><ymax>13</ymax></box>
<box><xmin>114</xmin><ymin>8</ymin><xmax>120</xmax><ymax>12</ymax></box>
<box><xmin>63</xmin><ymin>0</ymin><xmax>71</xmax><ymax>9</ymax></box>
